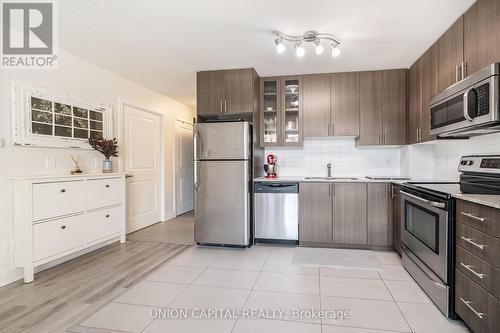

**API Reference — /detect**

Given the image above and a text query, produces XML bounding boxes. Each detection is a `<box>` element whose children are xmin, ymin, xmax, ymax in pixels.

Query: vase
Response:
<box><xmin>102</xmin><ymin>158</ymin><xmax>113</xmax><ymax>173</ymax></box>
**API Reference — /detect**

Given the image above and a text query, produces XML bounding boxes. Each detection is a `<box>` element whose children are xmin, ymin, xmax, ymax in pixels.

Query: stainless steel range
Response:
<box><xmin>400</xmin><ymin>154</ymin><xmax>500</xmax><ymax>318</ymax></box>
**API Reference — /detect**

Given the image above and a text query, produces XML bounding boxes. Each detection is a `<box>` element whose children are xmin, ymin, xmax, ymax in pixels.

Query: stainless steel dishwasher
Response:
<box><xmin>254</xmin><ymin>182</ymin><xmax>298</xmax><ymax>245</ymax></box>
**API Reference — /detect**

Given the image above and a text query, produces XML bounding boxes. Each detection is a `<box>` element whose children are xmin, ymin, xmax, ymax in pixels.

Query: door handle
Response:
<box><xmin>125</xmin><ymin>174</ymin><xmax>134</xmax><ymax>178</ymax></box>
<box><xmin>400</xmin><ymin>190</ymin><xmax>446</xmax><ymax>208</ymax></box>
<box><xmin>194</xmin><ymin>130</ymin><xmax>200</xmax><ymax>192</ymax></box>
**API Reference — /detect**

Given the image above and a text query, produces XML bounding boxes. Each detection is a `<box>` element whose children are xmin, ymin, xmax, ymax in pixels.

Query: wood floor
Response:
<box><xmin>0</xmin><ymin>239</ymin><xmax>189</xmax><ymax>333</ymax></box>
<box><xmin>128</xmin><ymin>211</ymin><xmax>194</xmax><ymax>244</ymax></box>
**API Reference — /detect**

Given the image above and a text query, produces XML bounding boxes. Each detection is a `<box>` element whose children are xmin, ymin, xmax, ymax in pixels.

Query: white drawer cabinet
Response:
<box><xmin>11</xmin><ymin>173</ymin><xmax>126</xmax><ymax>283</ymax></box>
<box><xmin>33</xmin><ymin>181</ymin><xmax>86</xmax><ymax>221</ymax></box>
<box><xmin>86</xmin><ymin>178</ymin><xmax>123</xmax><ymax>210</ymax></box>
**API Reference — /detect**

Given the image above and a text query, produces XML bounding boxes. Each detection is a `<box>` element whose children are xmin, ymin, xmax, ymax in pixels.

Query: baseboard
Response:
<box><xmin>0</xmin><ymin>267</ymin><xmax>23</xmax><ymax>287</ymax></box>
<box><xmin>165</xmin><ymin>210</ymin><xmax>176</xmax><ymax>220</ymax></box>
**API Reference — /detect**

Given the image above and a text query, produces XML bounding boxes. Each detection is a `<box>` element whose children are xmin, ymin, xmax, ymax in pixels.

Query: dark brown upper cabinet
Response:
<box><xmin>303</xmin><ymin>72</ymin><xmax>360</xmax><ymax>138</ymax></box>
<box><xmin>330</xmin><ymin>72</ymin><xmax>360</xmax><ymax>136</ymax></box>
<box><xmin>359</xmin><ymin>69</ymin><xmax>407</xmax><ymax>146</ymax></box>
<box><xmin>435</xmin><ymin>17</ymin><xmax>464</xmax><ymax>94</ymax></box>
<box><xmin>197</xmin><ymin>68</ymin><xmax>257</xmax><ymax>116</ymax></box>
<box><xmin>260</xmin><ymin>76</ymin><xmax>303</xmax><ymax>146</ymax></box>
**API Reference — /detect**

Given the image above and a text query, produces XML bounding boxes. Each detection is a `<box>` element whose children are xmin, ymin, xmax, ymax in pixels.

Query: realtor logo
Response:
<box><xmin>1</xmin><ymin>0</ymin><xmax>57</xmax><ymax>68</ymax></box>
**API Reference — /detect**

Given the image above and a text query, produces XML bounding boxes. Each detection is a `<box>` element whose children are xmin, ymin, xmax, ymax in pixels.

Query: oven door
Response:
<box><xmin>400</xmin><ymin>191</ymin><xmax>449</xmax><ymax>283</ymax></box>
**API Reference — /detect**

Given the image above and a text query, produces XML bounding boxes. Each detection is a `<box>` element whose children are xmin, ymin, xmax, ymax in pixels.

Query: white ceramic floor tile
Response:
<box><xmin>166</xmin><ymin>248</ymin><xmax>218</xmax><ymax>268</ymax></box>
<box><xmin>209</xmin><ymin>256</ymin><xmax>266</xmax><ymax>271</ymax></box>
<box><xmin>385</xmin><ymin>280</ymin><xmax>431</xmax><ymax>304</ymax></box>
<box><xmin>263</xmin><ymin>258</ymin><xmax>319</xmax><ymax>275</ymax></box>
<box><xmin>145</xmin><ymin>265</ymin><xmax>204</xmax><ymax>284</ymax></box>
<box><xmin>398</xmin><ymin>302</ymin><xmax>469</xmax><ymax>333</ymax></box>
<box><xmin>321</xmin><ymin>325</ymin><xmax>401</xmax><ymax>333</ymax></box>
<box><xmin>81</xmin><ymin>303</ymin><xmax>153</xmax><ymax>333</ymax></box>
<box><xmin>192</xmin><ymin>268</ymin><xmax>260</xmax><ymax>289</ymax></box>
<box><xmin>233</xmin><ymin>318</ymin><xmax>321</xmax><ymax>333</ymax></box>
<box><xmin>320</xmin><ymin>267</ymin><xmax>380</xmax><ymax>280</ymax></box>
<box><xmin>244</xmin><ymin>290</ymin><xmax>321</xmax><ymax>323</ymax></box>
<box><xmin>374</xmin><ymin>251</ymin><xmax>402</xmax><ymax>265</ymax></box>
<box><xmin>321</xmin><ymin>296</ymin><xmax>411</xmax><ymax>332</ymax></box>
<box><xmin>379</xmin><ymin>265</ymin><xmax>413</xmax><ymax>281</ymax></box>
<box><xmin>268</xmin><ymin>246</ymin><xmax>298</xmax><ymax>259</ymax></box>
<box><xmin>114</xmin><ymin>281</ymin><xmax>185</xmax><ymax>307</ymax></box>
<box><xmin>320</xmin><ymin>276</ymin><xmax>393</xmax><ymax>301</ymax></box>
<box><xmin>254</xmin><ymin>271</ymin><xmax>319</xmax><ymax>295</ymax></box>
<box><xmin>143</xmin><ymin>318</ymin><xmax>235</xmax><ymax>333</ymax></box>
<box><xmin>170</xmin><ymin>285</ymin><xmax>250</xmax><ymax>310</ymax></box>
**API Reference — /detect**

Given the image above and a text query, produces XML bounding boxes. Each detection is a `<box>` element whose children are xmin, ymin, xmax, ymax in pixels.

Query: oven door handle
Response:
<box><xmin>400</xmin><ymin>190</ymin><xmax>446</xmax><ymax>209</ymax></box>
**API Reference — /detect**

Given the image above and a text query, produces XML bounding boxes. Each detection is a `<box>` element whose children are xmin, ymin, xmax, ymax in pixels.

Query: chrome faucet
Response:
<box><xmin>327</xmin><ymin>163</ymin><xmax>332</xmax><ymax>178</ymax></box>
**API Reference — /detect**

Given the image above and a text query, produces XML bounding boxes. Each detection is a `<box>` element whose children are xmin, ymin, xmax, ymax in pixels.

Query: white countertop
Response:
<box><xmin>253</xmin><ymin>176</ymin><xmax>408</xmax><ymax>183</ymax></box>
<box><xmin>1</xmin><ymin>172</ymin><xmax>127</xmax><ymax>180</ymax></box>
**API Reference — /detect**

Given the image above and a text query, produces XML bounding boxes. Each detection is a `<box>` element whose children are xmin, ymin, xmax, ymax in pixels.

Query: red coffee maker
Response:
<box><xmin>264</xmin><ymin>154</ymin><xmax>278</xmax><ymax>178</ymax></box>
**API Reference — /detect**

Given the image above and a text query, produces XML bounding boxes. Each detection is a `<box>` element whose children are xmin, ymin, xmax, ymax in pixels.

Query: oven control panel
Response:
<box><xmin>459</xmin><ymin>155</ymin><xmax>500</xmax><ymax>174</ymax></box>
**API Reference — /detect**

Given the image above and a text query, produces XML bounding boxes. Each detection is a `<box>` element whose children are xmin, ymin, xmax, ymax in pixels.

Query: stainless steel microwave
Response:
<box><xmin>430</xmin><ymin>63</ymin><xmax>500</xmax><ymax>138</ymax></box>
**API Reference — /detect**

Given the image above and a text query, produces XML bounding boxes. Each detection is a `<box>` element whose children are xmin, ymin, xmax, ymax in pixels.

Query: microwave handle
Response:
<box><xmin>400</xmin><ymin>190</ymin><xmax>446</xmax><ymax>209</ymax></box>
<box><xmin>463</xmin><ymin>88</ymin><xmax>475</xmax><ymax>122</ymax></box>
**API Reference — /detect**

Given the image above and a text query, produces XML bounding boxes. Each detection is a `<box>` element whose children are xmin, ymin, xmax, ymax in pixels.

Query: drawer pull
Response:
<box><xmin>460</xmin><ymin>298</ymin><xmax>484</xmax><ymax>319</ymax></box>
<box><xmin>460</xmin><ymin>236</ymin><xmax>485</xmax><ymax>250</ymax></box>
<box><xmin>105</xmin><ymin>214</ymin><xmax>110</xmax><ymax>218</ymax></box>
<box><xmin>461</xmin><ymin>212</ymin><xmax>485</xmax><ymax>222</ymax></box>
<box><xmin>106</xmin><ymin>185</ymin><xmax>110</xmax><ymax>188</ymax></box>
<box><xmin>60</xmin><ymin>225</ymin><xmax>66</xmax><ymax>230</ymax></box>
<box><xmin>460</xmin><ymin>263</ymin><xmax>485</xmax><ymax>279</ymax></box>
<box><xmin>61</xmin><ymin>189</ymin><xmax>66</xmax><ymax>193</ymax></box>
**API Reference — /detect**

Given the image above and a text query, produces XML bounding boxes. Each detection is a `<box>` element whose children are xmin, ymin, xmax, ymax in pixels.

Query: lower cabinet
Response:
<box><xmin>333</xmin><ymin>183</ymin><xmax>367</xmax><ymax>245</ymax></box>
<box><xmin>299</xmin><ymin>182</ymin><xmax>391</xmax><ymax>248</ymax></box>
<box><xmin>367</xmin><ymin>183</ymin><xmax>391</xmax><ymax>247</ymax></box>
<box><xmin>298</xmin><ymin>183</ymin><xmax>332</xmax><ymax>245</ymax></box>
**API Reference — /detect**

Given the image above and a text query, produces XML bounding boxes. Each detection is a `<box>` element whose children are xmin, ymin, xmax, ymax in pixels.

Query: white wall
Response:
<box><xmin>0</xmin><ymin>49</ymin><xmax>195</xmax><ymax>286</ymax></box>
<box><xmin>265</xmin><ymin>138</ymin><xmax>402</xmax><ymax>177</ymax></box>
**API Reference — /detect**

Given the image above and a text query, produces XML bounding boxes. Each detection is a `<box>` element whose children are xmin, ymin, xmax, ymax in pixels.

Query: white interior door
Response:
<box><xmin>175</xmin><ymin>120</ymin><xmax>194</xmax><ymax>215</ymax></box>
<box><xmin>123</xmin><ymin>104</ymin><xmax>161</xmax><ymax>233</ymax></box>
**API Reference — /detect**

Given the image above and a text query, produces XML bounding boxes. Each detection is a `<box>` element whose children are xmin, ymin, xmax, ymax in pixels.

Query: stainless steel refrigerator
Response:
<box><xmin>194</xmin><ymin>121</ymin><xmax>251</xmax><ymax>247</ymax></box>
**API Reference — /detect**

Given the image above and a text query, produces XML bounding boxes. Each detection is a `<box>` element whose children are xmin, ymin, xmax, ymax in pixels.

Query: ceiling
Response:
<box><xmin>59</xmin><ymin>0</ymin><xmax>476</xmax><ymax>107</ymax></box>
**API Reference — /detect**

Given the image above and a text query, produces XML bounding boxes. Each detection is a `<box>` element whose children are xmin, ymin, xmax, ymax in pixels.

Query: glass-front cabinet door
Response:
<box><xmin>282</xmin><ymin>77</ymin><xmax>302</xmax><ymax>145</ymax></box>
<box><xmin>261</xmin><ymin>79</ymin><xmax>280</xmax><ymax>146</ymax></box>
<box><xmin>260</xmin><ymin>76</ymin><xmax>302</xmax><ymax>147</ymax></box>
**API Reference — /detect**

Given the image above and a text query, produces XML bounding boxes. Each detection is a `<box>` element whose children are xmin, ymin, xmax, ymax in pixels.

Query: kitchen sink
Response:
<box><xmin>304</xmin><ymin>177</ymin><xmax>359</xmax><ymax>181</ymax></box>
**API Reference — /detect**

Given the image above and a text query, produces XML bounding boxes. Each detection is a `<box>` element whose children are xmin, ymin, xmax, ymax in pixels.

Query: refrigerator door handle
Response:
<box><xmin>194</xmin><ymin>130</ymin><xmax>200</xmax><ymax>191</ymax></box>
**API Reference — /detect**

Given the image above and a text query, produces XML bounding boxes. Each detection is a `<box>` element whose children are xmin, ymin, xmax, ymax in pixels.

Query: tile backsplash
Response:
<box><xmin>265</xmin><ymin>138</ymin><xmax>402</xmax><ymax>177</ymax></box>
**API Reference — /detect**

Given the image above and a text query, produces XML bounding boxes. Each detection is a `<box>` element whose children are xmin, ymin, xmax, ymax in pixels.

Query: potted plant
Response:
<box><xmin>88</xmin><ymin>137</ymin><xmax>118</xmax><ymax>173</ymax></box>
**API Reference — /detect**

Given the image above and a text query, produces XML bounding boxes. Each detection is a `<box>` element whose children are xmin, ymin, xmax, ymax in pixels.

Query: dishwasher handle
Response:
<box><xmin>254</xmin><ymin>182</ymin><xmax>298</xmax><ymax>193</ymax></box>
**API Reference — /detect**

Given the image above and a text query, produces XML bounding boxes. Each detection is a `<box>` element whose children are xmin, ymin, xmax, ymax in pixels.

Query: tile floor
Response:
<box><xmin>71</xmin><ymin>246</ymin><xmax>470</xmax><ymax>333</ymax></box>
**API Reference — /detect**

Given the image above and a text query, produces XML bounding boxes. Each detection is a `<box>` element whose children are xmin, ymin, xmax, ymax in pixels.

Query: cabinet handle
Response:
<box><xmin>460</xmin><ymin>263</ymin><xmax>485</xmax><ymax>279</ymax></box>
<box><xmin>455</xmin><ymin>64</ymin><xmax>459</xmax><ymax>82</ymax></box>
<box><xmin>224</xmin><ymin>99</ymin><xmax>227</xmax><ymax>113</ymax></box>
<box><xmin>106</xmin><ymin>185</ymin><xmax>110</xmax><ymax>188</ymax></box>
<box><xmin>61</xmin><ymin>189</ymin><xmax>66</xmax><ymax>193</ymax></box>
<box><xmin>106</xmin><ymin>214</ymin><xmax>110</xmax><ymax>218</ymax></box>
<box><xmin>328</xmin><ymin>184</ymin><xmax>331</xmax><ymax>197</ymax></box>
<box><xmin>378</xmin><ymin>133</ymin><xmax>381</xmax><ymax>144</ymax></box>
<box><xmin>460</xmin><ymin>236</ymin><xmax>485</xmax><ymax>250</ymax></box>
<box><xmin>330</xmin><ymin>124</ymin><xmax>334</xmax><ymax>136</ymax></box>
<box><xmin>461</xmin><ymin>61</ymin><xmax>466</xmax><ymax>79</ymax></box>
<box><xmin>384</xmin><ymin>132</ymin><xmax>387</xmax><ymax>145</ymax></box>
<box><xmin>461</xmin><ymin>212</ymin><xmax>486</xmax><ymax>223</ymax></box>
<box><xmin>61</xmin><ymin>225</ymin><xmax>66</xmax><ymax>230</ymax></box>
<box><xmin>220</xmin><ymin>99</ymin><xmax>223</xmax><ymax>113</ymax></box>
<box><xmin>460</xmin><ymin>298</ymin><xmax>484</xmax><ymax>319</ymax></box>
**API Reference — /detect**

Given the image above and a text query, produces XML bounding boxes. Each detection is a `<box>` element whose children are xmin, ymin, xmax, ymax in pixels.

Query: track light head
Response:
<box><xmin>330</xmin><ymin>44</ymin><xmax>341</xmax><ymax>58</ymax></box>
<box><xmin>295</xmin><ymin>43</ymin><xmax>305</xmax><ymax>57</ymax></box>
<box><xmin>275</xmin><ymin>36</ymin><xmax>285</xmax><ymax>54</ymax></box>
<box><xmin>314</xmin><ymin>39</ymin><xmax>324</xmax><ymax>55</ymax></box>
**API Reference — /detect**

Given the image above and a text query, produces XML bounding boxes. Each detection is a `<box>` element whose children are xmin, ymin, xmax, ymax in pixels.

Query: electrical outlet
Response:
<box><xmin>2</xmin><ymin>241</ymin><xmax>13</xmax><ymax>253</ymax></box>
<box><xmin>45</xmin><ymin>157</ymin><xmax>56</xmax><ymax>169</ymax></box>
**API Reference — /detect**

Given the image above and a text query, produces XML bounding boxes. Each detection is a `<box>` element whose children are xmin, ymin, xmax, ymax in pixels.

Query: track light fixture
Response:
<box><xmin>273</xmin><ymin>31</ymin><xmax>341</xmax><ymax>58</ymax></box>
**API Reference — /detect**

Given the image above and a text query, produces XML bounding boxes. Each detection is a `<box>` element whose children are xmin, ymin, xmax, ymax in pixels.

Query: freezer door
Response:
<box><xmin>194</xmin><ymin>160</ymin><xmax>250</xmax><ymax>246</ymax></box>
<box><xmin>194</xmin><ymin>122</ymin><xmax>250</xmax><ymax>160</ymax></box>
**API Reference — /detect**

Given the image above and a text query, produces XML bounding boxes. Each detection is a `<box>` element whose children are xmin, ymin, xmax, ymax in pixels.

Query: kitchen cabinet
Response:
<box><xmin>435</xmin><ymin>17</ymin><xmax>464</xmax><ymax>94</ymax></box>
<box><xmin>261</xmin><ymin>76</ymin><xmax>303</xmax><ymax>146</ymax></box>
<box><xmin>333</xmin><ymin>183</ymin><xmax>367</xmax><ymax>245</ymax></box>
<box><xmin>197</xmin><ymin>68</ymin><xmax>257</xmax><ymax>115</ymax></box>
<box><xmin>359</xmin><ymin>70</ymin><xmax>407</xmax><ymax>145</ymax></box>
<box><xmin>464</xmin><ymin>0</ymin><xmax>497</xmax><ymax>77</ymax></box>
<box><xmin>408</xmin><ymin>61</ymin><xmax>420</xmax><ymax>144</ymax></box>
<box><xmin>303</xmin><ymin>74</ymin><xmax>330</xmax><ymax>137</ymax></box>
<box><xmin>391</xmin><ymin>184</ymin><xmax>402</xmax><ymax>254</ymax></box>
<box><xmin>299</xmin><ymin>182</ymin><xmax>332</xmax><ymax>245</ymax></box>
<box><xmin>330</xmin><ymin>72</ymin><xmax>360</xmax><ymax>136</ymax></box>
<box><xmin>367</xmin><ymin>183</ymin><xmax>391</xmax><ymax>247</ymax></box>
